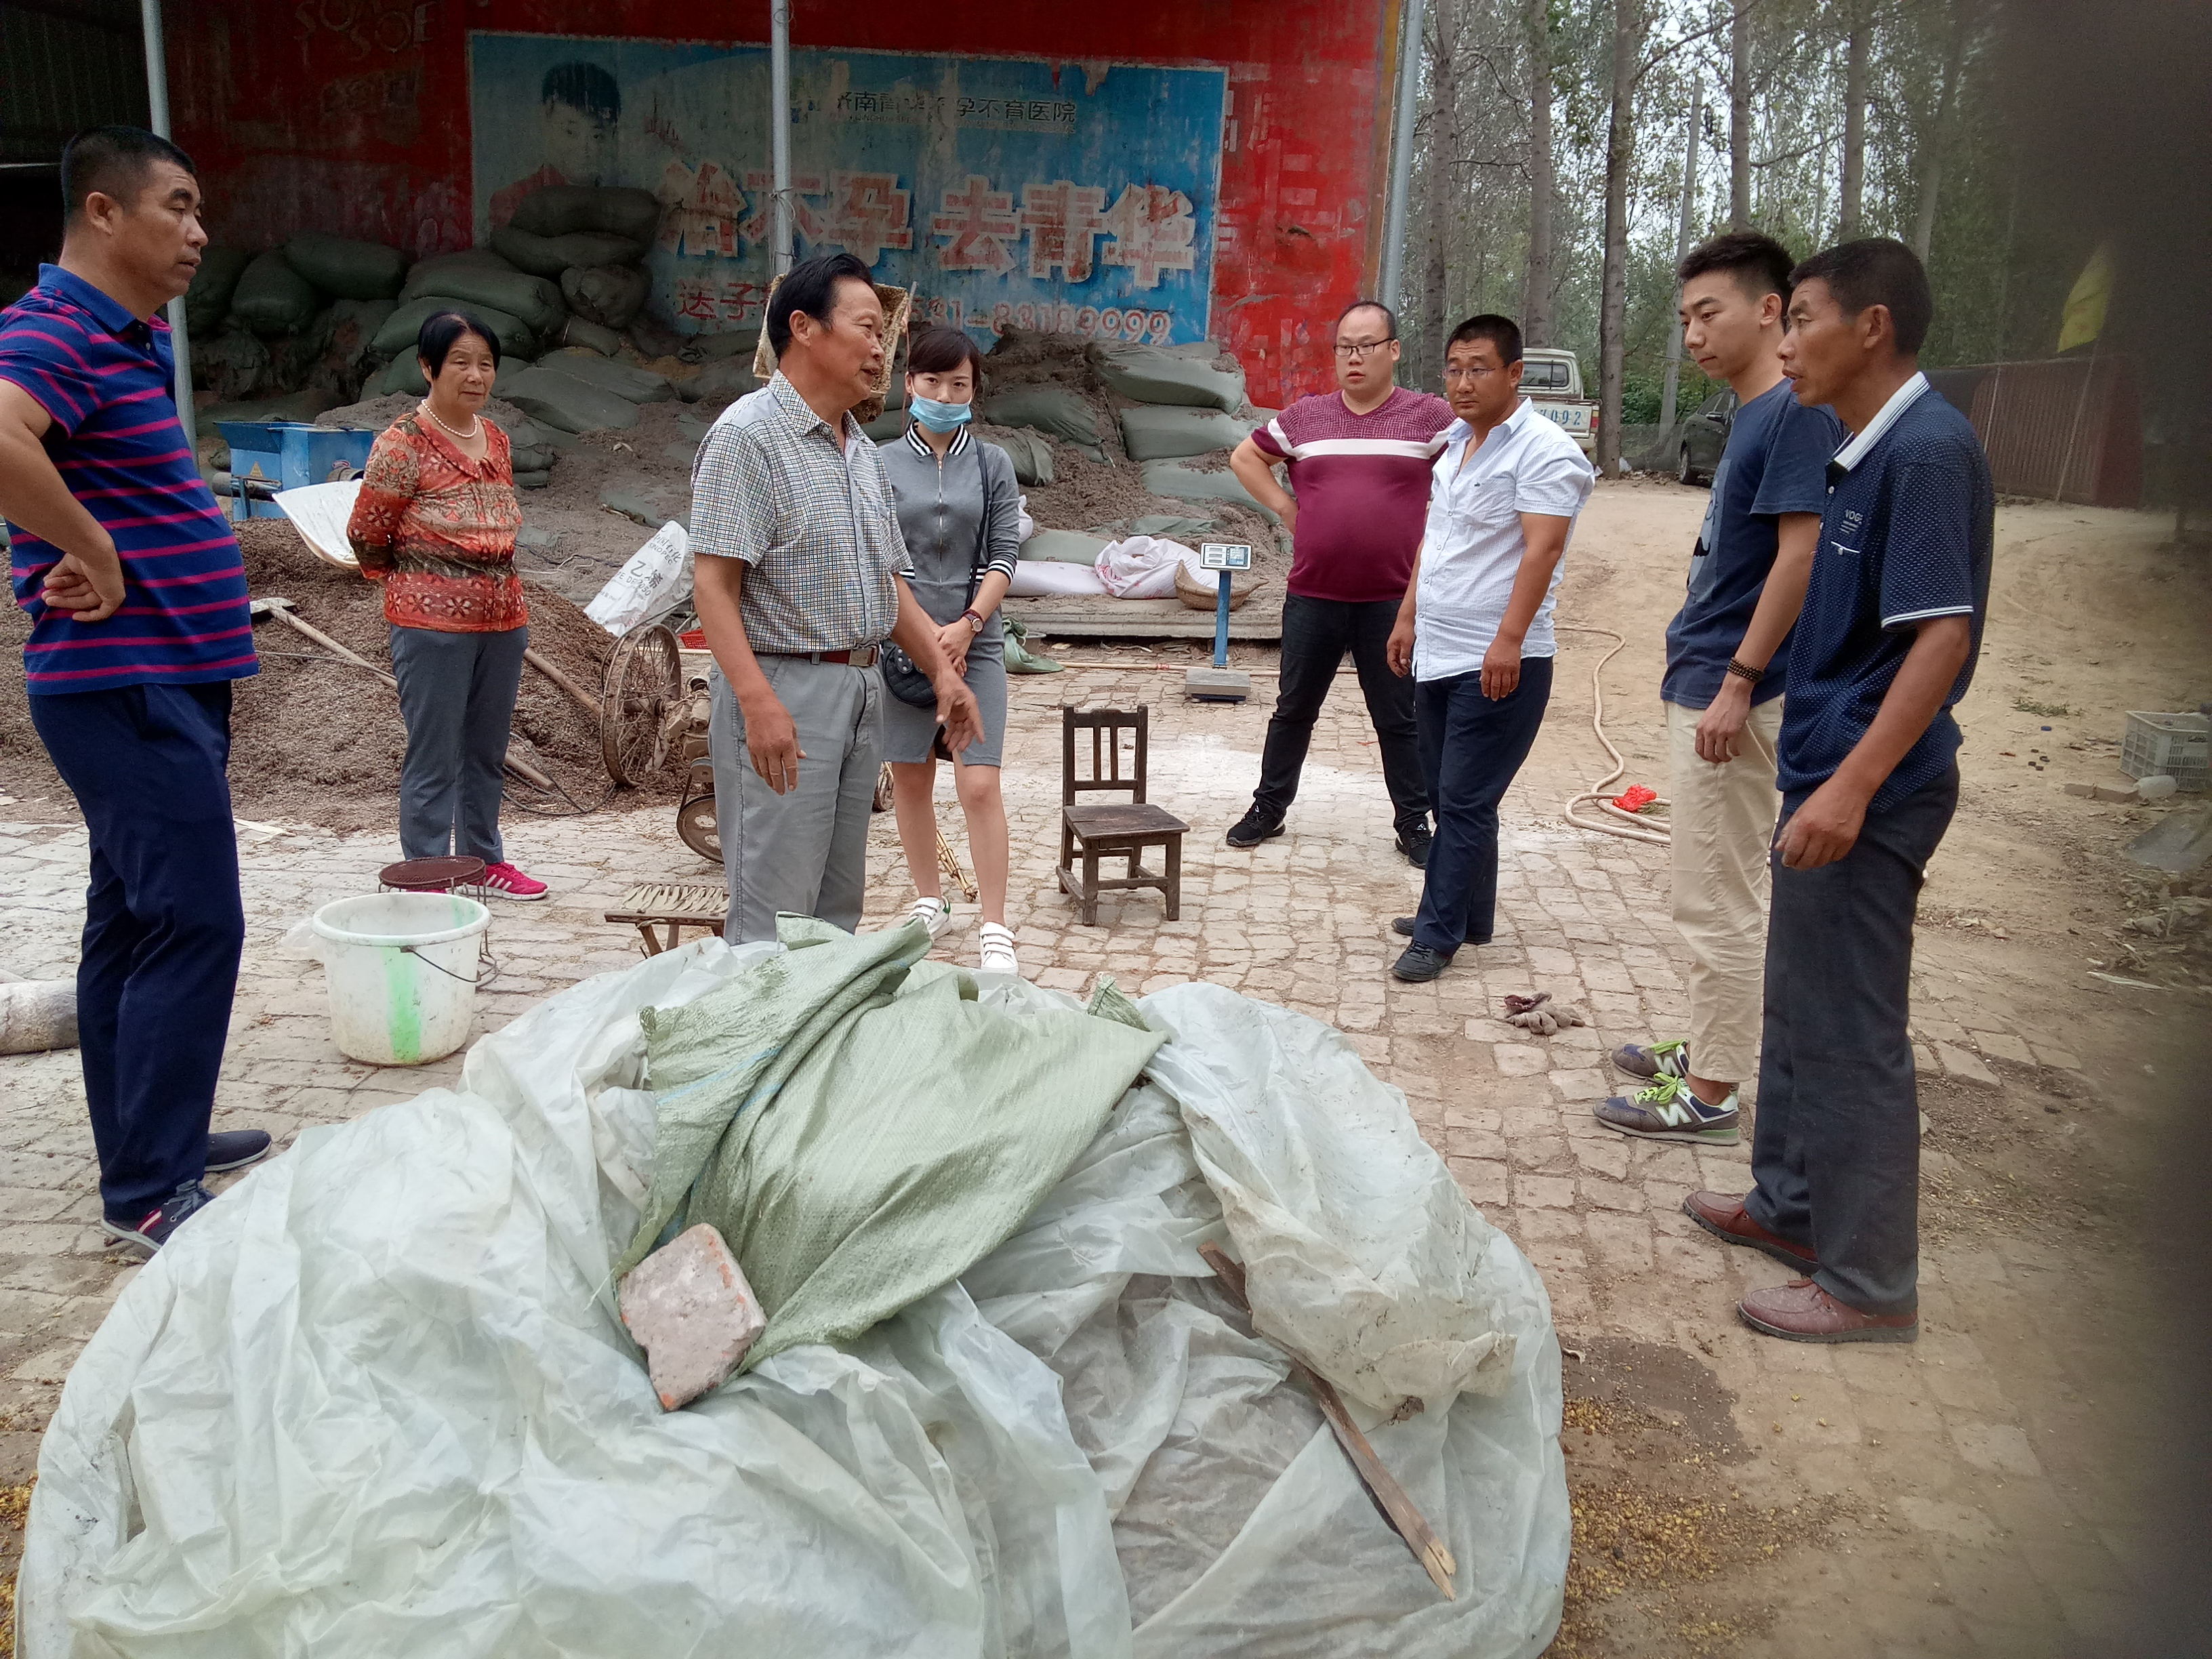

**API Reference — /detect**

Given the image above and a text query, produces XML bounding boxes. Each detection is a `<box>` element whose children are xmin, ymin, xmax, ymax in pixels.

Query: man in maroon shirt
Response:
<box><xmin>1225</xmin><ymin>301</ymin><xmax>1456</xmax><ymax>863</ymax></box>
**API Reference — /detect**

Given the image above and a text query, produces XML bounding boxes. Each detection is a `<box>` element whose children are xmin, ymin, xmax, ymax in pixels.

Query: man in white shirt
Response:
<box><xmin>1385</xmin><ymin>314</ymin><xmax>1596</xmax><ymax>981</ymax></box>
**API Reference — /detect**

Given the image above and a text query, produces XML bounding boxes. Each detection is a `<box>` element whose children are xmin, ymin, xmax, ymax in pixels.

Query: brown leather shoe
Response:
<box><xmin>1738</xmin><ymin>1278</ymin><xmax>1919</xmax><ymax>1344</ymax></box>
<box><xmin>1681</xmin><ymin>1191</ymin><xmax>1819</xmax><ymax>1273</ymax></box>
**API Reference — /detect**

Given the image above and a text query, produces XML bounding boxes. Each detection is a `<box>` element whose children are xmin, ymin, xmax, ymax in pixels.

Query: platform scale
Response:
<box><xmin>1183</xmin><ymin>543</ymin><xmax>1254</xmax><ymax>703</ymax></box>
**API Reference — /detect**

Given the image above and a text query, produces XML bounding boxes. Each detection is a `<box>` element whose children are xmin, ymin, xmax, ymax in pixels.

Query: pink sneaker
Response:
<box><xmin>477</xmin><ymin>860</ymin><xmax>548</xmax><ymax>901</ymax></box>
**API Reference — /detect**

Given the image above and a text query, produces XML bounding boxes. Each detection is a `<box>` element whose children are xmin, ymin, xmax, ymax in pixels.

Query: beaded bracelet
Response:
<box><xmin>1725</xmin><ymin>657</ymin><xmax>1765</xmax><ymax>684</ymax></box>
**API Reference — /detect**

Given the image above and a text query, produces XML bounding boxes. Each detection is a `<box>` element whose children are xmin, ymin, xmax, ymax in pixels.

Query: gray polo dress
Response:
<box><xmin>876</xmin><ymin>424</ymin><xmax>1023</xmax><ymax>766</ymax></box>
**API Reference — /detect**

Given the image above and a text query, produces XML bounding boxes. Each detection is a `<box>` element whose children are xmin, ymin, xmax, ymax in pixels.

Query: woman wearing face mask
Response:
<box><xmin>345</xmin><ymin>310</ymin><xmax>546</xmax><ymax>899</ymax></box>
<box><xmin>876</xmin><ymin>326</ymin><xmax>1023</xmax><ymax>972</ymax></box>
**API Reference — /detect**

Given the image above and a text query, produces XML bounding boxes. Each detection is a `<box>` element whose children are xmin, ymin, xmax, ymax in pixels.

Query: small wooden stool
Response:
<box><xmin>605</xmin><ymin>882</ymin><xmax>727</xmax><ymax>956</ymax></box>
<box><xmin>1058</xmin><ymin>705</ymin><xmax>1188</xmax><ymax>926</ymax></box>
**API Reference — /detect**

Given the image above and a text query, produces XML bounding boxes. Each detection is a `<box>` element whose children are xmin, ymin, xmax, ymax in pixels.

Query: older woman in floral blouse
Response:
<box><xmin>346</xmin><ymin>310</ymin><xmax>545</xmax><ymax>898</ymax></box>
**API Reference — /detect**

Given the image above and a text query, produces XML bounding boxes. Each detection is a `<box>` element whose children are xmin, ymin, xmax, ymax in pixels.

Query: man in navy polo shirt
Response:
<box><xmin>0</xmin><ymin>127</ymin><xmax>270</xmax><ymax>1253</ymax></box>
<box><xmin>1682</xmin><ymin>239</ymin><xmax>1992</xmax><ymax>1344</ymax></box>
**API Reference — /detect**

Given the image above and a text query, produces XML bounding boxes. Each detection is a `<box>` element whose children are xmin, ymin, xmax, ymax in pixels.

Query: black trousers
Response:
<box><xmin>1746</xmin><ymin>767</ymin><xmax>1959</xmax><ymax>1317</ymax></box>
<box><xmin>1410</xmin><ymin>657</ymin><xmax>1554</xmax><ymax>952</ymax></box>
<box><xmin>1250</xmin><ymin>594</ymin><xmax>1429</xmax><ymax>835</ymax></box>
<box><xmin>28</xmin><ymin>682</ymin><xmax>246</xmax><ymax>1220</ymax></box>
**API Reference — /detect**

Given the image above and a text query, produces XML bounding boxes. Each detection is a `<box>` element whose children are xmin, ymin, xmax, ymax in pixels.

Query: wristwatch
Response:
<box><xmin>962</xmin><ymin>609</ymin><xmax>985</xmax><ymax>634</ymax></box>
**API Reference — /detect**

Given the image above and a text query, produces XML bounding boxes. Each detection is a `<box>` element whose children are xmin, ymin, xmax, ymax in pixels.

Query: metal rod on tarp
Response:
<box><xmin>139</xmin><ymin>0</ymin><xmax>197</xmax><ymax>459</ymax></box>
<box><xmin>770</xmin><ymin>0</ymin><xmax>794</xmax><ymax>277</ymax></box>
<box><xmin>1376</xmin><ymin>0</ymin><xmax>1428</xmax><ymax>314</ymax></box>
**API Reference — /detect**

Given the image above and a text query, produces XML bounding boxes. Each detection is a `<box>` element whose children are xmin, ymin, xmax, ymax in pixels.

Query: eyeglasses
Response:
<box><xmin>1333</xmin><ymin>338</ymin><xmax>1397</xmax><ymax>359</ymax></box>
<box><xmin>1442</xmin><ymin>364</ymin><xmax>1506</xmax><ymax>383</ymax></box>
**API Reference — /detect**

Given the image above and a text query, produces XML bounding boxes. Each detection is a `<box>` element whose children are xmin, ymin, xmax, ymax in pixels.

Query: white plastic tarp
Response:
<box><xmin>19</xmin><ymin>944</ymin><xmax>1566</xmax><ymax>1658</ymax></box>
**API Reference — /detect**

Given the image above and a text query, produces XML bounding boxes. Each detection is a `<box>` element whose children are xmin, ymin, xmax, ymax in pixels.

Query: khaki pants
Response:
<box><xmin>1666</xmin><ymin>697</ymin><xmax>1785</xmax><ymax>1086</ymax></box>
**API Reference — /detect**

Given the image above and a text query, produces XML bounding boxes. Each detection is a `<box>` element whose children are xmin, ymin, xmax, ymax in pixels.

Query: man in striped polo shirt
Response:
<box><xmin>0</xmin><ymin>127</ymin><xmax>270</xmax><ymax>1254</ymax></box>
<box><xmin>1225</xmin><ymin>301</ymin><xmax>1456</xmax><ymax>864</ymax></box>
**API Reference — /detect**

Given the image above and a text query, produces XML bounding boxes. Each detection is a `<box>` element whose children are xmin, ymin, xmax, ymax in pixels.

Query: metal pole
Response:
<box><xmin>1660</xmin><ymin>76</ymin><xmax>1700</xmax><ymax>433</ymax></box>
<box><xmin>1376</xmin><ymin>0</ymin><xmax>1427</xmax><ymax>314</ymax></box>
<box><xmin>140</xmin><ymin>0</ymin><xmax>197</xmax><ymax>457</ymax></box>
<box><xmin>770</xmin><ymin>0</ymin><xmax>794</xmax><ymax>279</ymax></box>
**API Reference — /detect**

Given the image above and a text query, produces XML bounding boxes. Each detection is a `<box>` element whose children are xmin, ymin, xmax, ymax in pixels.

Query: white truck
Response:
<box><xmin>1521</xmin><ymin>348</ymin><xmax>1597</xmax><ymax>457</ymax></box>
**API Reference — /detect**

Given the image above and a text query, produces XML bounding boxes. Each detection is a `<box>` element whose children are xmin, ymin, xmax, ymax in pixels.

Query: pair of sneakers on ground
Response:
<box><xmin>908</xmin><ymin>896</ymin><xmax>1019</xmax><ymax>975</ymax></box>
<box><xmin>98</xmin><ymin>1127</ymin><xmax>276</xmax><ymax>1254</ymax></box>
<box><xmin>474</xmin><ymin>861</ymin><xmax>547</xmax><ymax>901</ymax></box>
<box><xmin>1593</xmin><ymin>1038</ymin><xmax>1919</xmax><ymax>1345</ymax></box>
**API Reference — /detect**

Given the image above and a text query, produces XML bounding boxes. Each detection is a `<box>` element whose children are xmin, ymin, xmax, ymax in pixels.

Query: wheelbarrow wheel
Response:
<box><xmin>676</xmin><ymin>791</ymin><xmax>722</xmax><ymax>863</ymax></box>
<box><xmin>601</xmin><ymin>623</ymin><xmax>684</xmax><ymax>786</ymax></box>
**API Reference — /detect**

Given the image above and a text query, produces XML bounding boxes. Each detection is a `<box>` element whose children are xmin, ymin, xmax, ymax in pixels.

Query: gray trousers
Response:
<box><xmin>388</xmin><ymin>623</ymin><xmax>527</xmax><ymax>863</ymax></box>
<box><xmin>1745</xmin><ymin>766</ymin><xmax>1959</xmax><ymax>1317</ymax></box>
<box><xmin>710</xmin><ymin>656</ymin><xmax>884</xmax><ymax>943</ymax></box>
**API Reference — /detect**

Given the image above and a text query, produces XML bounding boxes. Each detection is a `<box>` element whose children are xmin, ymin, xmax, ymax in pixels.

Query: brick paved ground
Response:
<box><xmin>0</xmin><ymin>634</ymin><xmax>2164</xmax><ymax>1656</ymax></box>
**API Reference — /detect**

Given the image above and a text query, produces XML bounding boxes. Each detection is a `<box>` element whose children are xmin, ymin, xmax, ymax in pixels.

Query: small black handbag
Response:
<box><xmin>880</xmin><ymin>444</ymin><xmax>994</xmax><ymax>710</ymax></box>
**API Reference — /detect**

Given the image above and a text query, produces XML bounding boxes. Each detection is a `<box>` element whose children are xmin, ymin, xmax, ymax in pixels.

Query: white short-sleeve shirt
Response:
<box><xmin>1412</xmin><ymin>398</ymin><xmax>1597</xmax><ymax>681</ymax></box>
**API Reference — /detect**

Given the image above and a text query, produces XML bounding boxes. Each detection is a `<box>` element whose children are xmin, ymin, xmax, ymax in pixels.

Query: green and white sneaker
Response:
<box><xmin>1610</xmin><ymin>1038</ymin><xmax>1689</xmax><ymax>1080</ymax></box>
<box><xmin>1594</xmin><ymin>1073</ymin><xmax>1741</xmax><ymax>1145</ymax></box>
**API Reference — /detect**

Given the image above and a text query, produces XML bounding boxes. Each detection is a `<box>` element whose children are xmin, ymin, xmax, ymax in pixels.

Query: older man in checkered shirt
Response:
<box><xmin>691</xmin><ymin>252</ymin><xmax>981</xmax><ymax>944</ymax></box>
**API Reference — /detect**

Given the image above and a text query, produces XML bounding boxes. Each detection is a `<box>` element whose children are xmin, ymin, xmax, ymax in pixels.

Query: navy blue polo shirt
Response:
<box><xmin>0</xmin><ymin>264</ymin><xmax>255</xmax><ymax>695</ymax></box>
<box><xmin>1660</xmin><ymin>380</ymin><xmax>1843</xmax><ymax>708</ymax></box>
<box><xmin>1776</xmin><ymin>373</ymin><xmax>1992</xmax><ymax>813</ymax></box>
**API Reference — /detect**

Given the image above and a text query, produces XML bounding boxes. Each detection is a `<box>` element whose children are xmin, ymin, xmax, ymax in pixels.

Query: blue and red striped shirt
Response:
<box><xmin>1</xmin><ymin>264</ymin><xmax>256</xmax><ymax>695</ymax></box>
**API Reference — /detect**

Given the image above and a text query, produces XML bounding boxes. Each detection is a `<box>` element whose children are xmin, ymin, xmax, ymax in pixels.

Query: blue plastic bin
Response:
<box><xmin>217</xmin><ymin>422</ymin><xmax>374</xmax><ymax>520</ymax></box>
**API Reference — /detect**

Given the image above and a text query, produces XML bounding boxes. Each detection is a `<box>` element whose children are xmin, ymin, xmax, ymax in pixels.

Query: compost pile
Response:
<box><xmin>225</xmin><ymin>521</ymin><xmax>662</xmax><ymax>834</ymax></box>
<box><xmin>0</xmin><ymin>520</ymin><xmax>658</xmax><ymax>832</ymax></box>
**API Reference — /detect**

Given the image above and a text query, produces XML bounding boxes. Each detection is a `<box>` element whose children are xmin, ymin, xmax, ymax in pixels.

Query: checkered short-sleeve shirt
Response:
<box><xmin>689</xmin><ymin>373</ymin><xmax>907</xmax><ymax>653</ymax></box>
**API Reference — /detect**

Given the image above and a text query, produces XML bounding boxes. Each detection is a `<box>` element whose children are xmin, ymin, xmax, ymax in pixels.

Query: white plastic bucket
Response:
<box><xmin>308</xmin><ymin>892</ymin><xmax>491</xmax><ymax>1065</ymax></box>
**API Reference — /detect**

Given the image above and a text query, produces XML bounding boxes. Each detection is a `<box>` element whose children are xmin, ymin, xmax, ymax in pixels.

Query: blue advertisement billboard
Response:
<box><xmin>468</xmin><ymin>33</ymin><xmax>1227</xmax><ymax>346</ymax></box>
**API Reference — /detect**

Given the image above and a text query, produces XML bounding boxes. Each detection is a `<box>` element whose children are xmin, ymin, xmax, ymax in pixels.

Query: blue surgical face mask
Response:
<box><xmin>908</xmin><ymin>394</ymin><xmax>974</xmax><ymax>433</ymax></box>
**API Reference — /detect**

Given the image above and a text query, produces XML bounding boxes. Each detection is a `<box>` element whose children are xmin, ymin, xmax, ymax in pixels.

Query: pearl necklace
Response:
<box><xmin>419</xmin><ymin>399</ymin><xmax>482</xmax><ymax>442</ymax></box>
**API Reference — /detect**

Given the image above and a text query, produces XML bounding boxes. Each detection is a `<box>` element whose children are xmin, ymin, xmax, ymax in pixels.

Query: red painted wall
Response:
<box><xmin>166</xmin><ymin>0</ymin><xmax>1402</xmax><ymax>406</ymax></box>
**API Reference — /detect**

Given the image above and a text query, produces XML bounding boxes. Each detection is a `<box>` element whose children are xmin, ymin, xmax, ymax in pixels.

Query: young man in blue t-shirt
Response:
<box><xmin>1683</xmin><ymin>239</ymin><xmax>1992</xmax><ymax>1345</ymax></box>
<box><xmin>1596</xmin><ymin>232</ymin><xmax>1841</xmax><ymax>1145</ymax></box>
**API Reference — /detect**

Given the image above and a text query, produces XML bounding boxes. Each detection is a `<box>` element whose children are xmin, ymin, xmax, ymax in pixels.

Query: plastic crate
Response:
<box><xmin>2119</xmin><ymin>711</ymin><xmax>2209</xmax><ymax>792</ymax></box>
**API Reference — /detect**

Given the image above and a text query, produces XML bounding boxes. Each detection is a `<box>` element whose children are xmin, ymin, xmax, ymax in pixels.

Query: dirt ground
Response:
<box><xmin>0</xmin><ymin>523</ymin><xmax>635</xmax><ymax>836</ymax></box>
<box><xmin>1524</xmin><ymin>480</ymin><xmax>2210</xmax><ymax>1655</ymax></box>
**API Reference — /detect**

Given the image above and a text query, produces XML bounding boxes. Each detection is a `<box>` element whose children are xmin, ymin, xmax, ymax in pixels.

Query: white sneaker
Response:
<box><xmin>978</xmin><ymin>922</ymin><xmax>1019</xmax><ymax>976</ymax></box>
<box><xmin>909</xmin><ymin>895</ymin><xmax>951</xmax><ymax>941</ymax></box>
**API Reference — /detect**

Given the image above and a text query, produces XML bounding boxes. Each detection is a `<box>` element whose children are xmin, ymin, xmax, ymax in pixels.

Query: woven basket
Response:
<box><xmin>1174</xmin><ymin>559</ymin><xmax>1266</xmax><ymax>612</ymax></box>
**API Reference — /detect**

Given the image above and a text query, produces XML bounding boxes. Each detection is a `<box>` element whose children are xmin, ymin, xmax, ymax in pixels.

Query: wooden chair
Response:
<box><xmin>1059</xmin><ymin>705</ymin><xmax>1189</xmax><ymax>926</ymax></box>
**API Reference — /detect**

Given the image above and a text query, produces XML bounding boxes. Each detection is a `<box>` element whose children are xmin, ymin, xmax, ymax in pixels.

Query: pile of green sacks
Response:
<box><xmin>614</xmin><ymin>916</ymin><xmax>1158</xmax><ymax>1368</ymax></box>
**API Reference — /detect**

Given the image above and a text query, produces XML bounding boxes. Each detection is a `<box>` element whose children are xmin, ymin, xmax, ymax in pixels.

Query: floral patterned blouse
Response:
<box><xmin>346</xmin><ymin>411</ymin><xmax>527</xmax><ymax>633</ymax></box>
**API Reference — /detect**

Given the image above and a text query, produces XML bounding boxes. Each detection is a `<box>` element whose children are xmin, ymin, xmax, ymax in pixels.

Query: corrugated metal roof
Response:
<box><xmin>1</xmin><ymin>0</ymin><xmax>149</xmax><ymax>164</ymax></box>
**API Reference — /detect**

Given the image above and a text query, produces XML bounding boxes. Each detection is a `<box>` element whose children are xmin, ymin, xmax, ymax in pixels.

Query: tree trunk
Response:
<box><xmin>1729</xmin><ymin>0</ymin><xmax>1751</xmax><ymax>226</ymax></box>
<box><xmin>1521</xmin><ymin>0</ymin><xmax>1555</xmax><ymax>345</ymax></box>
<box><xmin>1597</xmin><ymin>0</ymin><xmax>1641</xmax><ymax>478</ymax></box>
<box><xmin>1839</xmin><ymin>6</ymin><xmax>1869</xmax><ymax>239</ymax></box>
<box><xmin>1418</xmin><ymin>6</ymin><xmax>1456</xmax><ymax>388</ymax></box>
<box><xmin>1661</xmin><ymin>76</ymin><xmax>1702</xmax><ymax>432</ymax></box>
<box><xmin>1912</xmin><ymin>1</ymin><xmax>1971</xmax><ymax>260</ymax></box>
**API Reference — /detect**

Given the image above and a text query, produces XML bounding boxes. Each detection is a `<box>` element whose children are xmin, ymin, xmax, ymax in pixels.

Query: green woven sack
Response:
<box><xmin>617</xmin><ymin>918</ymin><xmax>1161</xmax><ymax>1373</ymax></box>
<box><xmin>283</xmin><ymin>232</ymin><xmax>407</xmax><ymax>301</ymax></box>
